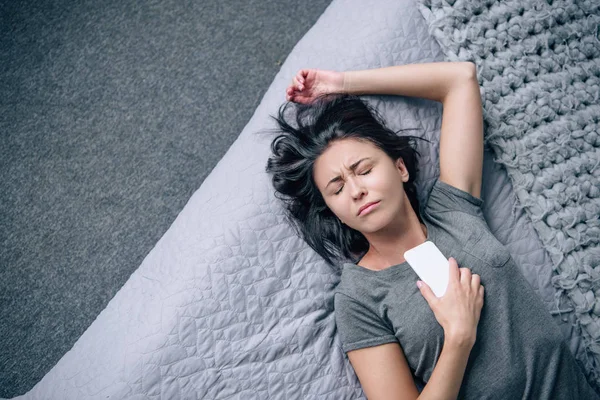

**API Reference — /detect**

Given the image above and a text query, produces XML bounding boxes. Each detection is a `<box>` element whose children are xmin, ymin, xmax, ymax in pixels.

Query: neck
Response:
<box><xmin>363</xmin><ymin>196</ymin><xmax>426</xmax><ymax>267</ymax></box>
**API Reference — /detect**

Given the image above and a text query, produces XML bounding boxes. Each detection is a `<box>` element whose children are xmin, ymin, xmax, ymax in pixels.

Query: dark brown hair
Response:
<box><xmin>264</xmin><ymin>93</ymin><xmax>430</xmax><ymax>269</ymax></box>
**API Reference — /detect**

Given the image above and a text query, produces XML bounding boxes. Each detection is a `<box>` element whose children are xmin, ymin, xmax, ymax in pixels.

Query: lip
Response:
<box><xmin>358</xmin><ymin>201</ymin><xmax>380</xmax><ymax>216</ymax></box>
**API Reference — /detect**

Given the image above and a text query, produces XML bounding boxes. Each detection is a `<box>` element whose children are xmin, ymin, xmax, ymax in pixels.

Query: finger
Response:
<box><xmin>460</xmin><ymin>267</ymin><xmax>472</xmax><ymax>286</ymax></box>
<box><xmin>448</xmin><ymin>257</ymin><xmax>459</xmax><ymax>283</ymax></box>
<box><xmin>293</xmin><ymin>76</ymin><xmax>304</xmax><ymax>91</ymax></box>
<box><xmin>471</xmin><ymin>273</ymin><xmax>481</xmax><ymax>291</ymax></box>
<box><xmin>297</xmin><ymin>71</ymin><xmax>304</xmax><ymax>84</ymax></box>
<box><xmin>417</xmin><ymin>280</ymin><xmax>437</xmax><ymax>304</ymax></box>
<box><xmin>293</xmin><ymin>95</ymin><xmax>310</xmax><ymax>105</ymax></box>
<box><xmin>479</xmin><ymin>285</ymin><xmax>485</xmax><ymax>298</ymax></box>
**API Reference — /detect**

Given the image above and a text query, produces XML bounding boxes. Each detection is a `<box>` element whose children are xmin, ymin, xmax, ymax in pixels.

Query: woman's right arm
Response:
<box><xmin>348</xmin><ymin>257</ymin><xmax>484</xmax><ymax>400</ymax></box>
<box><xmin>348</xmin><ymin>334</ymin><xmax>473</xmax><ymax>400</ymax></box>
<box><xmin>419</xmin><ymin>334</ymin><xmax>474</xmax><ymax>399</ymax></box>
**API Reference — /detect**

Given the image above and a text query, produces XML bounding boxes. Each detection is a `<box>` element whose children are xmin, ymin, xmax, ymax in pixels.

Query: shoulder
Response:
<box><xmin>334</xmin><ymin>265</ymin><xmax>359</xmax><ymax>300</ymax></box>
<box><xmin>333</xmin><ymin>289</ymin><xmax>398</xmax><ymax>353</ymax></box>
<box><xmin>422</xmin><ymin>176</ymin><xmax>485</xmax><ymax>220</ymax></box>
<box><xmin>333</xmin><ymin>269</ymin><xmax>377</xmax><ymax>318</ymax></box>
<box><xmin>333</xmin><ymin>291</ymin><xmax>365</xmax><ymax>321</ymax></box>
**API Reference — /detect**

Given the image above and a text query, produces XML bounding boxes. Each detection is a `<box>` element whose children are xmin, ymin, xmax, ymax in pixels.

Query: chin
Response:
<box><xmin>355</xmin><ymin>215</ymin><xmax>389</xmax><ymax>233</ymax></box>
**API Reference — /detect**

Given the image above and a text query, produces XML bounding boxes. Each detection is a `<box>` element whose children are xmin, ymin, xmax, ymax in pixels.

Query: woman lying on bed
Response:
<box><xmin>265</xmin><ymin>62</ymin><xmax>599</xmax><ymax>399</ymax></box>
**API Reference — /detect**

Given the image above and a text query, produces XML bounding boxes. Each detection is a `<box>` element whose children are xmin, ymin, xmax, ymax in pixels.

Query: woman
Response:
<box><xmin>265</xmin><ymin>62</ymin><xmax>599</xmax><ymax>399</ymax></box>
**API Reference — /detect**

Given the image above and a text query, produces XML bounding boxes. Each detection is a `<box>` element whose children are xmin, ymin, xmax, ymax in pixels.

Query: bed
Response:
<box><xmin>6</xmin><ymin>0</ymin><xmax>597</xmax><ymax>398</ymax></box>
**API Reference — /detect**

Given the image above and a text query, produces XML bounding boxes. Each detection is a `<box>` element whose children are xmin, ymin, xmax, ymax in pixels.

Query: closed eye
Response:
<box><xmin>334</xmin><ymin>169</ymin><xmax>372</xmax><ymax>195</ymax></box>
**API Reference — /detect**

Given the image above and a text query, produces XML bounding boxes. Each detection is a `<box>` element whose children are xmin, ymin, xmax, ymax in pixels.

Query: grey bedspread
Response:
<box><xmin>416</xmin><ymin>0</ymin><xmax>600</xmax><ymax>390</ymax></box>
<box><xmin>6</xmin><ymin>0</ymin><xmax>592</xmax><ymax>398</ymax></box>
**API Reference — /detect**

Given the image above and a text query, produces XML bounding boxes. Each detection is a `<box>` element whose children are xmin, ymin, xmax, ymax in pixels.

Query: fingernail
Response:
<box><xmin>416</xmin><ymin>281</ymin><xmax>422</xmax><ymax>288</ymax></box>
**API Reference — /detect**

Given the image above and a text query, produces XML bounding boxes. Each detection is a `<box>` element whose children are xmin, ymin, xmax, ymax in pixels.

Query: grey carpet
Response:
<box><xmin>0</xmin><ymin>0</ymin><xmax>333</xmax><ymax>397</ymax></box>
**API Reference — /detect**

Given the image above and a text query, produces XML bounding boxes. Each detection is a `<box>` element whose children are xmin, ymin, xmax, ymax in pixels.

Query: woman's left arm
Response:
<box><xmin>343</xmin><ymin>62</ymin><xmax>483</xmax><ymax>199</ymax></box>
<box><xmin>436</xmin><ymin>66</ymin><xmax>484</xmax><ymax>200</ymax></box>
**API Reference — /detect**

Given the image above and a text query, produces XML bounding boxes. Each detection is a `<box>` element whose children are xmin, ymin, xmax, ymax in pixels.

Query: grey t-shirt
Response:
<box><xmin>334</xmin><ymin>178</ymin><xmax>599</xmax><ymax>399</ymax></box>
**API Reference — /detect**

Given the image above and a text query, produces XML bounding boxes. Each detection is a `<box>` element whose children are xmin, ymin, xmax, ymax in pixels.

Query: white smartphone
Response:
<box><xmin>404</xmin><ymin>241</ymin><xmax>450</xmax><ymax>297</ymax></box>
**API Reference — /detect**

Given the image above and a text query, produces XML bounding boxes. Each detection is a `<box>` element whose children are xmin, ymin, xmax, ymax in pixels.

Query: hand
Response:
<box><xmin>417</xmin><ymin>257</ymin><xmax>484</xmax><ymax>348</ymax></box>
<box><xmin>285</xmin><ymin>68</ymin><xmax>345</xmax><ymax>104</ymax></box>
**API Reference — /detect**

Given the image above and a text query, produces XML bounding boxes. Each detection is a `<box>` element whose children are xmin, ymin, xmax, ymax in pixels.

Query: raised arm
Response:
<box><xmin>342</xmin><ymin>61</ymin><xmax>470</xmax><ymax>101</ymax></box>
<box><xmin>342</xmin><ymin>62</ymin><xmax>484</xmax><ymax>199</ymax></box>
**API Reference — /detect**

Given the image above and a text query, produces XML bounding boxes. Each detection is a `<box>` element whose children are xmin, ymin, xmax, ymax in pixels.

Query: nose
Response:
<box><xmin>347</xmin><ymin>176</ymin><xmax>367</xmax><ymax>199</ymax></box>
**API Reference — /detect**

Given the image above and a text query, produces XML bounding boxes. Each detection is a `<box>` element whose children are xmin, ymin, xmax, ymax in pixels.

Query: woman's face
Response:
<box><xmin>313</xmin><ymin>138</ymin><xmax>410</xmax><ymax>234</ymax></box>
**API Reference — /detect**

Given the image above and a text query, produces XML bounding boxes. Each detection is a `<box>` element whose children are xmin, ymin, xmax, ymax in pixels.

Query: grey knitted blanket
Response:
<box><xmin>416</xmin><ymin>0</ymin><xmax>600</xmax><ymax>389</ymax></box>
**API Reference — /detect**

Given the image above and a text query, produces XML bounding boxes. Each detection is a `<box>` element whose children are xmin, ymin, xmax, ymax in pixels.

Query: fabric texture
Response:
<box><xmin>335</xmin><ymin>178</ymin><xmax>600</xmax><ymax>399</ymax></box>
<box><xmin>415</xmin><ymin>0</ymin><xmax>600</xmax><ymax>389</ymax></box>
<box><xmin>5</xmin><ymin>0</ymin><xmax>592</xmax><ymax>398</ymax></box>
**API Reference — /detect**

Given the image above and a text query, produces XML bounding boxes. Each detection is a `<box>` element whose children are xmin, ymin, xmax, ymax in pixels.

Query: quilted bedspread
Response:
<box><xmin>5</xmin><ymin>0</ymin><xmax>591</xmax><ymax>398</ymax></box>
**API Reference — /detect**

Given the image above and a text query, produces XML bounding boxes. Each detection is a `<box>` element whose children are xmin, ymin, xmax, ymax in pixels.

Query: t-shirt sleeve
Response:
<box><xmin>423</xmin><ymin>178</ymin><xmax>485</xmax><ymax>220</ymax></box>
<box><xmin>334</xmin><ymin>292</ymin><xmax>399</xmax><ymax>353</ymax></box>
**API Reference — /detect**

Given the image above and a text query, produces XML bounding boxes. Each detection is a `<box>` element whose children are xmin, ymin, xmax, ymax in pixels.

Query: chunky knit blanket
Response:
<box><xmin>416</xmin><ymin>0</ymin><xmax>600</xmax><ymax>389</ymax></box>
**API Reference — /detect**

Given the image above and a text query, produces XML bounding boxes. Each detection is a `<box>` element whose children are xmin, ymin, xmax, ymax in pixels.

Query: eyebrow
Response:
<box><xmin>325</xmin><ymin>157</ymin><xmax>372</xmax><ymax>190</ymax></box>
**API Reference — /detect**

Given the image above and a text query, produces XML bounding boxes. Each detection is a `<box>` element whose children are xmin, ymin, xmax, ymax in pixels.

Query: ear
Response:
<box><xmin>395</xmin><ymin>157</ymin><xmax>410</xmax><ymax>182</ymax></box>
